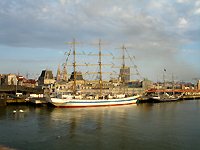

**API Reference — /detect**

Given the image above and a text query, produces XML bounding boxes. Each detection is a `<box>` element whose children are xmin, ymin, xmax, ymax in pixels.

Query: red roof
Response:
<box><xmin>23</xmin><ymin>79</ymin><xmax>37</xmax><ymax>84</ymax></box>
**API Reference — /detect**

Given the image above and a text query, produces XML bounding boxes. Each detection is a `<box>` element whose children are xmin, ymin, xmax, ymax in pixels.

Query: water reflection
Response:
<box><xmin>0</xmin><ymin>107</ymin><xmax>6</xmax><ymax>119</ymax></box>
<box><xmin>0</xmin><ymin>106</ymin><xmax>30</xmax><ymax>121</ymax></box>
<box><xmin>1</xmin><ymin>101</ymin><xmax>200</xmax><ymax>150</ymax></box>
<box><xmin>69</xmin><ymin>117</ymin><xmax>76</xmax><ymax>138</ymax></box>
<box><xmin>46</xmin><ymin>105</ymin><xmax>137</xmax><ymax>140</ymax></box>
<box><xmin>12</xmin><ymin>112</ymin><xmax>25</xmax><ymax>120</ymax></box>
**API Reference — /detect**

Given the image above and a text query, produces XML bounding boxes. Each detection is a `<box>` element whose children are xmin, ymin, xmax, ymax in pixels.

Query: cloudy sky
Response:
<box><xmin>0</xmin><ymin>0</ymin><xmax>200</xmax><ymax>82</ymax></box>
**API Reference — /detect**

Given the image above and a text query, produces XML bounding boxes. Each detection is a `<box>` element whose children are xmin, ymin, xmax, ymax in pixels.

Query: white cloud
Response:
<box><xmin>194</xmin><ymin>1</ymin><xmax>200</xmax><ymax>14</ymax></box>
<box><xmin>42</xmin><ymin>7</ymin><xmax>48</xmax><ymax>13</ymax></box>
<box><xmin>59</xmin><ymin>0</ymin><xmax>66</xmax><ymax>5</ymax></box>
<box><xmin>176</xmin><ymin>0</ymin><xmax>189</xmax><ymax>3</ymax></box>
<box><xmin>149</xmin><ymin>1</ymin><xmax>163</xmax><ymax>9</ymax></box>
<box><xmin>194</xmin><ymin>7</ymin><xmax>200</xmax><ymax>14</ymax></box>
<box><xmin>178</xmin><ymin>17</ymin><xmax>188</xmax><ymax>28</ymax></box>
<box><xmin>195</xmin><ymin>1</ymin><xmax>200</xmax><ymax>6</ymax></box>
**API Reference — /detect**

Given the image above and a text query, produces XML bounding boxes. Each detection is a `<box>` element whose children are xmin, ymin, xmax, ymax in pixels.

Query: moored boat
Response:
<box><xmin>48</xmin><ymin>39</ymin><xmax>140</xmax><ymax>108</ymax></box>
<box><xmin>150</xmin><ymin>70</ymin><xmax>183</xmax><ymax>103</ymax></box>
<box><xmin>49</xmin><ymin>94</ymin><xmax>139</xmax><ymax>108</ymax></box>
<box><xmin>151</xmin><ymin>95</ymin><xmax>181</xmax><ymax>102</ymax></box>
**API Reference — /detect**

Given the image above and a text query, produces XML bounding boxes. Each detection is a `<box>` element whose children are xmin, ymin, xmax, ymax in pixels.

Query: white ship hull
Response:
<box><xmin>49</xmin><ymin>95</ymin><xmax>139</xmax><ymax>108</ymax></box>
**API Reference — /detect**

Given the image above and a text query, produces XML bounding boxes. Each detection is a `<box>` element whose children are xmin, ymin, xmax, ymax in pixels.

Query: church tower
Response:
<box><xmin>56</xmin><ymin>64</ymin><xmax>61</xmax><ymax>81</ymax></box>
<box><xmin>62</xmin><ymin>63</ymin><xmax>68</xmax><ymax>81</ymax></box>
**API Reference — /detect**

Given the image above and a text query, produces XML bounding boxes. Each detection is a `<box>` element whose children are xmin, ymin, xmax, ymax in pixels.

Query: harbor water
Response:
<box><xmin>0</xmin><ymin>100</ymin><xmax>200</xmax><ymax>150</ymax></box>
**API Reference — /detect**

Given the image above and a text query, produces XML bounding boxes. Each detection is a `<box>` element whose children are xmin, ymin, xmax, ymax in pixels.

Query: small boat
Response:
<box><xmin>151</xmin><ymin>70</ymin><xmax>183</xmax><ymax>103</ymax></box>
<box><xmin>151</xmin><ymin>93</ymin><xmax>183</xmax><ymax>102</ymax></box>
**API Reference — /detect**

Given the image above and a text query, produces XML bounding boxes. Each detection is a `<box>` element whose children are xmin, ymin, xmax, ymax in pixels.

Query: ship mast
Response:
<box><xmin>121</xmin><ymin>45</ymin><xmax>126</xmax><ymax>94</ymax></box>
<box><xmin>172</xmin><ymin>73</ymin><xmax>175</xmax><ymax>96</ymax></box>
<box><xmin>122</xmin><ymin>44</ymin><xmax>126</xmax><ymax>83</ymax></box>
<box><xmin>72</xmin><ymin>38</ymin><xmax>77</xmax><ymax>94</ymax></box>
<box><xmin>98</xmin><ymin>39</ymin><xmax>103</xmax><ymax>97</ymax></box>
<box><xmin>163</xmin><ymin>69</ymin><xmax>166</xmax><ymax>95</ymax></box>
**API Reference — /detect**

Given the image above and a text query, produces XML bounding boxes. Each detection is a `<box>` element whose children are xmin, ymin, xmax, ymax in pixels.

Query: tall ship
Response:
<box><xmin>48</xmin><ymin>39</ymin><xmax>140</xmax><ymax>108</ymax></box>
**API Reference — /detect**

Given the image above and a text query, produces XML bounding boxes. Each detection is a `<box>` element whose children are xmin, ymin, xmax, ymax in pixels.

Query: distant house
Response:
<box><xmin>0</xmin><ymin>73</ymin><xmax>37</xmax><ymax>88</ymax></box>
<box><xmin>17</xmin><ymin>75</ymin><xmax>37</xmax><ymax>88</ymax></box>
<box><xmin>17</xmin><ymin>75</ymin><xmax>25</xmax><ymax>86</ymax></box>
<box><xmin>0</xmin><ymin>74</ymin><xmax>17</xmax><ymax>85</ymax></box>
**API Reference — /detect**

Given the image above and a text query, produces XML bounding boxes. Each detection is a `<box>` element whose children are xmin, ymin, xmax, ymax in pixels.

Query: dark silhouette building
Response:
<box><xmin>38</xmin><ymin>70</ymin><xmax>55</xmax><ymax>85</ymax></box>
<box><xmin>69</xmin><ymin>71</ymin><xmax>84</xmax><ymax>81</ymax></box>
<box><xmin>119</xmin><ymin>67</ymin><xmax>130</xmax><ymax>83</ymax></box>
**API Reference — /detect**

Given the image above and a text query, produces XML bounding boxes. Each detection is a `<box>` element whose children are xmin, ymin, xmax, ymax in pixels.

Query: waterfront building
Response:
<box><xmin>51</xmin><ymin>71</ymin><xmax>84</xmax><ymax>93</ymax></box>
<box><xmin>56</xmin><ymin>65</ymin><xmax>61</xmax><ymax>81</ymax></box>
<box><xmin>68</xmin><ymin>71</ymin><xmax>85</xmax><ymax>91</ymax></box>
<box><xmin>23</xmin><ymin>79</ymin><xmax>37</xmax><ymax>88</ymax></box>
<box><xmin>0</xmin><ymin>74</ymin><xmax>2</xmax><ymax>85</ymax></box>
<box><xmin>109</xmin><ymin>78</ymin><xmax>120</xmax><ymax>87</ymax></box>
<box><xmin>38</xmin><ymin>70</ymin><xmax>55</xmax><ymax>86</ymax></box>
<box><xmin>69</xmin><ymin>71</ymin><xmax>84</xmax><ymax>81</ymax></box>
<box><xmin>17</xmin><ymin>75</ymin><xmax>37</xmax><ymax>88</ymax></box>
<box><xmin>142</xmin><ymin>79</ymin><xmax>153</xmax><ymax>89</ymax></box>
<box><xmin>0</xmin><ymin>74</ymin><xmax>18</xmax><ymax>85</ymax></box>
<box><xmin>51</xmin><ymin>80</ymin><xmax>72</xmax><ymax>93</ymax></box>
<box><xmin>0</xmin><ymin>74</ymin><xmax>37</xmax><ymax>88</ymax></box>
<box><xmin>198</xmin><ymin>80</ymin><xmax>200</xmax><ymax>90</ymax></box>
<box><xmin>56</xmin><ymin>64</ymin><xmax>68</xmax><ymax>82</ymax></box>
<box><xmin>119</xmin><ymin>66</ymin><xmax>130</xmax><ymax>83</ymax></box>
<box><xmin>181</xmin><ymin>82</ymin><xmax>195</xmax><ymax>90</ymax></box>
<box><xmin>37</xmin><ymin>70</ymin><xmax>55</xmax><ymax>95</ymax></box>
<box><xmin>62</xmin><ymin>64</ymin><xmax>68</xmax><ymax>81</ymax></box>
